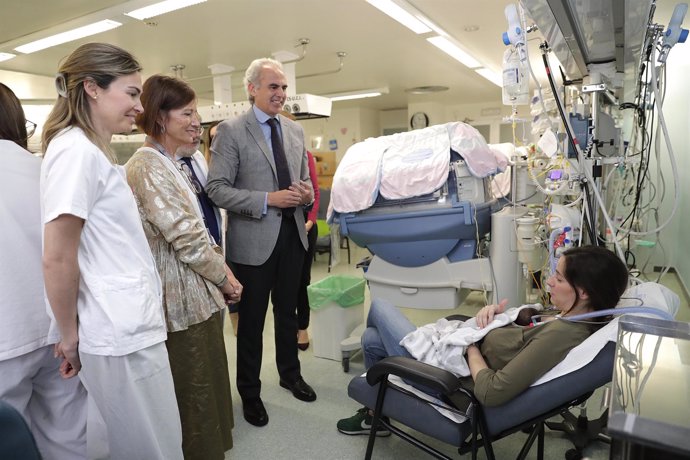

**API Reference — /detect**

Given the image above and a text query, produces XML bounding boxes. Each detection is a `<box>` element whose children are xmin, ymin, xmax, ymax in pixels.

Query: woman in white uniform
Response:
<box><xmin>0</xmin><ymin>83</ymin><xmax>87</xmax><ymax>460</ymax></box>
<box><xmin>40</xmin><ymin>43</ymin><xmax>183</xmax><ymax>460</ymax></box>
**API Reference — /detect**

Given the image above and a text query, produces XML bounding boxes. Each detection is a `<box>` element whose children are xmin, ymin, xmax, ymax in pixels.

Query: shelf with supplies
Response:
<box><xmin>313</xmin><ymin>151</ymin><xmax>336</xmax><ymax>190</ymax></box>
<box><xmin>313</xmin><ymin>151</ymin><xmax>337</xmax><ymax>176</ymax></box>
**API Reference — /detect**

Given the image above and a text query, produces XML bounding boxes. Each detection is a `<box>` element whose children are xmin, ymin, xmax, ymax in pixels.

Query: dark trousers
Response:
<box><xmin>297</xmin><ymin>222</ymin><xmax>318</xmax><ymax>330</ymax></box>
<box><xmin>233</xmin><ymin>219</ymin><xmax>306</xmax><ymax>401</ymax></box>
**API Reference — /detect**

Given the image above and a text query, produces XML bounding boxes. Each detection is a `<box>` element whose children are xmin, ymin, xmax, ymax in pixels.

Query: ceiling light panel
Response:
<box><xmin>325</xmin><ymin>87</ymin><xmax>389</xmax><ymax>102</ymax></box>
<box><xmin>0</xmin><ymin>52</ymin><xmax>16</xmax><ymax>62</ymax></box>
<box><xmin>125</xmin><ymin>0</ymin><xmax>207</xmax><ymax>20</ymax></box>
<box><xmin>475</xmin><ymin>68</ymin><xmax>503</xmax><ymax>87</ymax></box>
<box><xmin>426</xmin><ymin>36</ymin><xmax>481</xmax><ymax>69</ymax></box>
<box><xmin>330</xmin><ymin>92</ymin><xmax>382</xmax><ymax>102</ymax></box>
<box><xmin>14</xmin><ymin>20</ymin><xmax>122</xmax><ymax>54</ymax></box>
<box><xmin>366</xmin><ymin>0</ymin><xmax>432</xmax><ymax>34</ymax></box>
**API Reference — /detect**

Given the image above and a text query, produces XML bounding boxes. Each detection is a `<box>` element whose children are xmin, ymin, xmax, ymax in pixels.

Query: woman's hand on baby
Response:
<box><xmin>475</xmin><ymin>299</ymin><xmax>509</xmax><ymax>329</ymax></box>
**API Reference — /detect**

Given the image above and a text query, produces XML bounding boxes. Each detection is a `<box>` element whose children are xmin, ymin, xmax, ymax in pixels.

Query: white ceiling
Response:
<box><xmin>0</xmin><ymin>0</ymin><xmax>679</xmax><ymax>110</ymax></box>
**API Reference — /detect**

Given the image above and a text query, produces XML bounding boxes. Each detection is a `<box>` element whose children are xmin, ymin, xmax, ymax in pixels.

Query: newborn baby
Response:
<box><xmin>514</xmin><ymin>307</ymin><xmax>541</xmax><ymax>326</ymax></box>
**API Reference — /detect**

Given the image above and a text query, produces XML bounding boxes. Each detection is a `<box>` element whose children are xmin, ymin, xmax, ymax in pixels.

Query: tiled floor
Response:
<box><xmin>223</xmin><ymin>243</ymin><xmax>689</xmax><ymax>459</ymax></box>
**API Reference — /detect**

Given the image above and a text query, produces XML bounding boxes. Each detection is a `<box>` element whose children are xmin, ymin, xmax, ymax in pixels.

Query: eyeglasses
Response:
<box><xmin>179</xmin><ymin>162</ymin><xmax>203</xmax><ymax>194</ymax></box>
<box><xmin>26</xmin><ymin>120</ymin><xmax>36</xmax><ymax>138</ymax></box>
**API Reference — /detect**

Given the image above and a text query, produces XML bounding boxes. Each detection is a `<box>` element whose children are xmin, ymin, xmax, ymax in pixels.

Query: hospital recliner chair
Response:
<box><xmin>348</xmin><ymin>340</ymin><xmax>616</xmax><ymax>460</ymax></box>
<box><xmin>347</xmin><ymin>283</ymin><xmax>679</xmax><ymax>460</ymax></box>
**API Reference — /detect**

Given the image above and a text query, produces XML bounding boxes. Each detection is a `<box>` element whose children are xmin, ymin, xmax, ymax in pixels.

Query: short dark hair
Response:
<box><xmin>561</xmin><ymin>245</ymin><xmax>628</xmax><ymax>311</ymax></box>
<box><xmin>0</xmin><ymin>83</ymin><xmax>28</xmax><ymax>149</ymax></box>
<box><xmin>136</xmin><ymin>75</ymin><xmax>196</xmax><ymax>138</ymax></box>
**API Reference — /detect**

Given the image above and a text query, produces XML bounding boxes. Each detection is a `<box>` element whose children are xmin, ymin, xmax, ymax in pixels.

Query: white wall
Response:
<box><xmin>379</xmin><ymin>108</ymin><xmax>407</xmax><ymax>133</ymax></box>
<box><xmin>2</xmin><ymin>70</ymin><xmax>55</xmax><ymax>100</ymax></box>
<box><xmin>636</xmin><ymin>50</ymin><xmax>689</xmax><ymax>289</ymax></box>
<box><xmin>300</xmin><ymin>106</ymin><xmax>382</xmax><ymax>162</ymax></box>
<box><xmin>6</xmin><ymin>70</ymin><xmax>56</xmax><ymax>153</ymax></box>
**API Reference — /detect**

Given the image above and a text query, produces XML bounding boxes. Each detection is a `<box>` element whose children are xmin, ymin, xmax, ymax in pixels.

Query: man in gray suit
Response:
<box><xmin>207</xmin><ymin>58</ymin><xmax>315</xmax><ymax>427</ymax></box>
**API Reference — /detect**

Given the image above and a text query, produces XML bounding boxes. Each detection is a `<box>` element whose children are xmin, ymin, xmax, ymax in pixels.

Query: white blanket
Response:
<box><xmin>400</xmin><ymin>305</ymin><xmax>542</xmax><ymax>377</ymax></box>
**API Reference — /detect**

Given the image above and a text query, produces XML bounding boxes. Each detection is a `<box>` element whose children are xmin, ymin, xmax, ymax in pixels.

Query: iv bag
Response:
<box><xmin>502</xmin><ymin>45</ymin><xmax>529</xmax><ymax>106</ymax></box>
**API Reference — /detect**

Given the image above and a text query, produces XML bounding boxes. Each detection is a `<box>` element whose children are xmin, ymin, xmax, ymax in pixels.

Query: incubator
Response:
<box><xmin>330</xmin><ymin>122</ymin><xmax>529</xmax><ymax>308</ymax></box>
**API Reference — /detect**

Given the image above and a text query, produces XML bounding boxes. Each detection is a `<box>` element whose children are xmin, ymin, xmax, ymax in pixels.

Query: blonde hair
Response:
<box><xmin>42</xmin><ymin>43</ymin><xmax>142</xmax><ymax>162</ymax></box>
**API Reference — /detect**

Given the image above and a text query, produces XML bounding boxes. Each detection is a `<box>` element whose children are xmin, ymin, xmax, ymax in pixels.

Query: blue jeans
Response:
<box><xmin>362</xmin><ymin>298</ymin><xmax>416</xmax><ymax>369</ymax></box>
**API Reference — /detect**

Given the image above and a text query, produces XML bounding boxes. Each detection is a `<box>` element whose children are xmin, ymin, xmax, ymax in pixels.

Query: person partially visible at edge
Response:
<box><xmin>40</xmin><ymin>42</ymin><xmax>183</xmax><ymax>459</ymax></box>
<box><xmin>0</xmin><ymin>82</ymin><xmax>88</xmax><ymax>460</ymax></box>
<box><xmin>297</xmin><ymin>150</ymin><xmax>320</xmax><ymax>351</ymax></box>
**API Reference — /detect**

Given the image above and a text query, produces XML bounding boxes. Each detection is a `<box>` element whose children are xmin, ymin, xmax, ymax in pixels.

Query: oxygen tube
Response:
<box><xmin>531</xmin><ymin>306</ymin><xmax>674</xmax><ymax>325</ymax></box>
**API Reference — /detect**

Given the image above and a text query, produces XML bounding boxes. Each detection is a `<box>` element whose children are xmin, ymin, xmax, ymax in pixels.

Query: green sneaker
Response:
<box><xmin>337</xmin><ymin>407</ymin><xmax>391</xmax><ymax>437</ymax></box>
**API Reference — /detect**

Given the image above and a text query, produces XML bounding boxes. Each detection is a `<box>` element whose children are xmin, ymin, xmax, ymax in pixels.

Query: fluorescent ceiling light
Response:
<box><xmin>475</xmin><ymin>68</ymin><xmax>502</xmax><ymax>87</ymax></box>
<box><xmin>366</xmin><ymin>0</ymin><xmax>432</xmax><ymax>34</ymax></box>
<box><xmin>330</xmin><ymin>92</ymin><xmax>382</xmax><ymax>102</ymax></box>
<box><xmin>426</xmin><ymin>35</ymin><xmax>480</xmax><ymax>69</ymax></box>
<box><xmin>125</xmin><ymin>0</ymin><xmax>207</xmax><ymax>20</ymax></box>
<box><xmin>325</xmin><ymin>87</ymin><xmax>389</xmax><ymax>102</ymax></box>
<box><xmin>14</xmin><ymin>20</ymin><xmax>122</xmax><ymax>54</ymax></box>
<box><xmin>0</xmin><ymin>52</ymin><xmax>16</xmax><ymax>62</ymax></box>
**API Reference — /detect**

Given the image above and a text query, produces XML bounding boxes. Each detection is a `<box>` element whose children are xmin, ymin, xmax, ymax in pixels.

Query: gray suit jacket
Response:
<box><xmin>206</xmin><ymin>109</ymin><xmax>310</xmax><ymax>266</ymax></box>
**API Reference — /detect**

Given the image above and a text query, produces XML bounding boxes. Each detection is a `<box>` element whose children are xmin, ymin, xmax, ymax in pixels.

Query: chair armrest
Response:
<box><xmin>366</xmin><ymin>356</ymin><xmax>463</xmax><ymax>395</ymax></box>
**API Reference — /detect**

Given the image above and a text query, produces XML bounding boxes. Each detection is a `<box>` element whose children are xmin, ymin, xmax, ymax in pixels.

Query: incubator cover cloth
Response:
<box><xmin>166</xmin><ymin>311</ymin><xmax>233</xmax><ymax>460</ymax></box>
<box><xmin>400</xmin><ymin>304</ymin><xmax>543</xmax><ymax>377</ymax></box>
<box><xmin>0</xmin><ymin>140</ymin><xmax>59</xmax><ymax>360</ymax></box>
<box><xmin>125</xmin><ymin>147</ymin><xmax>226</xmax><ymax>332</ymax></box>
<box><xmin>447</xmin><ymin>122</ymin><xmax>508</xmax><ymax>177</ymax></box>
<box><xmin>41</xmin><ymin>127</ymin><xmax>166</xmax><ymax>356</ymax></box>
<box><xmin>329</xmin><ymin>122</ymin><xmax>504</xmax><ymax>218</ymax></box>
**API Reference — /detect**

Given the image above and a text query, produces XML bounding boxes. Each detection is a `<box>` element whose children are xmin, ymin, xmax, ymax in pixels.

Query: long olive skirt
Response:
<box><xmin>167</xmin><ymin>311</ymin><xmax>233</xmax><ymax>460</ymax></box>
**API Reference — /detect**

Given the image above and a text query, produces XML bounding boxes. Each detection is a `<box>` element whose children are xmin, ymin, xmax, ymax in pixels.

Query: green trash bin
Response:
<box><xmin>308</xmin><ymin>275</ymin><xmax>365</xmax><ymax>361</ymax></box>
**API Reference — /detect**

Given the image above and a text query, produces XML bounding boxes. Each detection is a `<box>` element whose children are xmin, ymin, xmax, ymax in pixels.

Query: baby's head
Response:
<box><xmin>515</xmin><ymin>307</ymin><xmax>540</xmax><ymax>326</ymax></box>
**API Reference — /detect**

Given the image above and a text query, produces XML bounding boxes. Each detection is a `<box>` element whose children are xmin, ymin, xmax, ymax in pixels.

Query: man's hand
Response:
<box><xmin>475</xmin><ymin>299</ymin><xmax>509</xmax><ymax>329</ymax></box>
<box><xmin>267</xmin><ymin>189</ymin><xmax>302</xmax><ymax>208</ymax></box>
<box><xmin>289</xmin><ymin>180</ymin><xmax>313</xmax><ymax>205</ymax></box>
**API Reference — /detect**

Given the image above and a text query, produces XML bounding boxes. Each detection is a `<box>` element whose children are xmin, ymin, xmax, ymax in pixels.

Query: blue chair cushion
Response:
<box><xmin>347</xmin><ymin>341</ymin><xmax>616</xmax><ymax>447</ymax></box>
<box><xmin>0</xmin><ymin>401</ymin><xmax>42</xmax><ymax>460</ymax></box>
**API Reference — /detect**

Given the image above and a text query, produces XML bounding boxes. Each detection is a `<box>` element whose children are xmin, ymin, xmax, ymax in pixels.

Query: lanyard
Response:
<box><xmin>144</xmin><ymin>136</ymin><xmax>216</xmax><ymax>244</ymax></box>
<box><xmin>145</xmin><ymin>136</ymin><xmax>200</xmax><ymax>194</ymax></box>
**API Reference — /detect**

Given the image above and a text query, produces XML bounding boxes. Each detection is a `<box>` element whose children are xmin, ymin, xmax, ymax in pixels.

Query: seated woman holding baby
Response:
<box><xmin>337</xmin><ymin>245</ymin><xmax>628</xmax><ymax>436</ymax></box>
